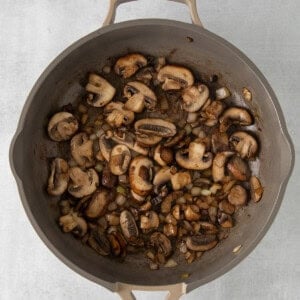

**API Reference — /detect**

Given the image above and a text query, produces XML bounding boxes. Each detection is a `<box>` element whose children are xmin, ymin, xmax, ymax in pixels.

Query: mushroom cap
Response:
<box><xmin>104</xmin><ymin>102</ymin><xmax>135</xmax><ymax>128</ymax></box>
<box><xmin>175</xmin><ymin>142</ymin><xmax>213</xmax><ymax>170</ymax></box>
<box><xmin>212</xmin><ymin>151</ymin><xmax>234</xmax><ymax>182</ymax></box>
<box><xmin>114</xmin><ymin>54</ymin><xmax>147</xmax><ymax>78</ymax></box>
<box><xmin>85</xmin><ymin>73</ymin><xmax>116</xmax><ymax>107</ymax></box>
<box><xmin>47</xmin><ymin>158</ymin><xmax>69</xmax><ymax>196</ymax></box>
<box><xmin>71</xmin><ymin>133</ymin><xmax>94</xmax><ymax>168</ymax></box>
<box><xmin>99</xmin><ymin>133</ymin><xmax>114</xmax><ymax>162</ymax></box>
<box><xmin>109</xmin><ymin>144</ymin><xmax>131</xmax><ymax>175</ymax></box>
<box><xmin>48</xmin><ymin>112</ymin><xmax>78</xmax><ymax>142</ymax></box>
<box><xmin>129</xmin><ymin>156</ymin><xmax>153</xmax><ymax>196</ymax></box>
<box><xmin>68</xmin><ymin>167</ymin><xmax>99</xmax><ymax>198</ymax></box>
<box><xmin>219</xmin><ymin>107</ymin><xmax>253</xmax><ymax>132</ymax></box>
<box><xmin>153</xmin><ymin>144</ymin><xmax>173</xmax><ymax>166</ymax></box>
<box><xmin>153</xmin><ymin>166</ymin><xmax>172</xmax><ymax>187</ymax></box>
<box><xmin>157</xmin><ymin>65</ymin><xmax>194</xmax><ymax>90</ymax></box>
<box><xmin>124</xmin><ymin>81</ymin><xmax>157</xmax><ymax>112</ymax></box>
<box><xmin>229</xmin><ymin>131</ymin><xmax>258</xmax><ymax>159</ymax></box>
<box><xmin>182</xmin><ymin>84</ymin><xmax>209</xmax><ymax>112</ymax></box>
<box><xmin>135</xmin><ymin>118</ymin><xmax>177</xmax><ymax>137</ymax></box>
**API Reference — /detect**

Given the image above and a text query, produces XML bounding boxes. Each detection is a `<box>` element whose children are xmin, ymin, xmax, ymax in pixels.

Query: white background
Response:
<box><xmin>1</xmin><ymin>0</ymin><xmax>300</xmax><ymax>299</ymax></box>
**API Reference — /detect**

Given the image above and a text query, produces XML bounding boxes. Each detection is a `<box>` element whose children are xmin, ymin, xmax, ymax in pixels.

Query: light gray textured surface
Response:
<box><xmin>1</xmin><ymin>0</ymin><xmax>299</xmax><ymax>299</ymax></box>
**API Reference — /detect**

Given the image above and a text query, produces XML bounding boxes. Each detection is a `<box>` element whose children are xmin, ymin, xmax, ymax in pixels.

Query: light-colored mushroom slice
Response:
<box><xmin>153</xmin><ymin>166</ymin><xmax>173</xmax><ymax>186</ymax></box>
<box><xmin>153</xmin><ymin>144</ymin><xmax>173</xmax><ymax>166</ymax></box>
<box><xmin>99</xmin><ymin>133</ymin><xmax>114</xmax><ymax>162</ymax></box>
<box><xmin>140</xmin><ymin>211</ymin><xmax>160</xmax><ymax>230</ymax></box>
<box><xmin>85</xmin><ymin>73</ymin><xmax>116</xmax><ymax>107</ymax></box>
<box><xmin>219</xmin><ymin>107</ymin><xmax>253</xmax><ymax>132</ymax></box>
<box><xmin>71</xmin><ymin>133</ymin><xmax>94</xmax><ymax>168</ymax></box>
<box><xmin>129</xmin><ymin>156</ymin><xmax>153</xmax><ymax>197</ymax></box>
<box><xmin>120</xmin><ymin>210</ymin><xmax>139</xmax><ymax>242</ymax></box>
<box><xmin>104</xmin><ymin>102</ymin><xmax>135</xmax><ymax>128</ymax></box>
<box><xmin>68</xmin><ymin>167</ymin><xmax>99</xmax><ymax>198</ymax></box>
<box><xmin>59</xmin><ymin>210</ymin><xmax>87</xmax><ymax>237</ymax></box>
<box><xmin>175</xmin><ymin>141</ymin><xmax>213</xmax><ymax>170</ymax></box>
<box><xmin>136</xmin><ymin>134</ymin><xmax>162</xmax><ymax>147</ymax></box>
<box><xmin>215</xmin><ymin>86</ymin><xmax>231</xmax><ymax>100</ymax></box>
<box><xmin>171</xmin><ymin>172</ymin><xmax>192</xmax><ymax>190</ymax></box>
<box><xmin>229</xmin><ymin>131</ymin><xmax>258</xmax><ymax>159</ymax></box>
<box><xmin>182</xmin><ymin>84</ymin><xmax>209</xmax><ymax>112</ymax></box>
<box><xmin>48</xmin><ymin>112</ymin><xmax>78</xmax><ymax>142</ymax></box>
<box><xmin>47</xmin><ymin>158</ymin><xmax>69</xmax><ymax>196</ymax></box>
<box><xmin>186</xmin><ymin>235</ymin><xmax>217</xmax><ymax>251</ymax></box>
<box><xmin>228</xmin><ymin>185</ymin><xmax>247</xmax><ymax>206</ymax></box>
<box><xmin>250</xmin><ymin>176</ymin><xmax>264</xmax><ymax>202</ymax></box>
<box><xmin>227</xmin><ymin>156</ymin><xmax>250</xmax><ymax>181</ymax></box>
<box><xmin>184</xmin><ymin>205</ymin><xmax>200</xmax><ymax>221</ymax></box>
<box><xmin>212</xmin><ymin>151</ymin><xmax>234</xmax><ymax>182</ymax></box>
<box><xmin>135</xmin><ymin>118</ymin><xmax>177</xmax><ymax>137</ymax></box>
<box><xmin>157</xmin><ymin>65</ymin><xmax>194</xmax><ymax>90</ymax></box>
<box><xmin>85</xmin><ymin>189</ymin><xmax>110</xmax><ymax>219</ymax></box>
<box><xmin>114</xmin><ymin>53</ymin><xmax>147</xmax><ymax>78</ymax></box>
<box><xmin>109</xmin><ymin>144</ymin><xmax>131</xmax><ymax>175</ymax></box>
<box><xmin>150</xmin><ymin>232</ymin><xmax>172</xmax><ymax>257</ymax></box>
<box><xmin>160</xmin><ymin>191</ymin><xmax>183</xmax><ymax>214</ymax></box>
<box><xmin>124</xmin><ymin>81</ymin><xmax>157</xmax><ymax>112</ymax></box>
<box><xmin>111</xmin><ymin>131</ymin><xmax>148</xmax><ymax>155</ymax></box>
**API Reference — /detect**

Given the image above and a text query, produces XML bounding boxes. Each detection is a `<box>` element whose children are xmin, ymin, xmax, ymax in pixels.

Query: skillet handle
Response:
<box><xmin>116</xmin><ymin>282</ymin><xmax>186</xmax><ymax>300</ymax></box>
<box><xmin>103</xmin><ymin>0</ymin><xmax>203</xmax><ymax>27</ymax></box>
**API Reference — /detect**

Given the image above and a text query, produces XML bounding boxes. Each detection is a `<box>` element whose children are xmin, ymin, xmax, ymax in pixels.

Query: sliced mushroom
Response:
<box><xmin>212</xmin><ymin>151</ymin><xmax>234</xmax><ymax>182</ymax></box>
<box><xmin>114</xmin><ymin>53</ymin><xmax>147</xmax><ymax>78</ymax></box>
<box><xmin>101</xmin><ymin>164</ymin><xmax>117</xmax><ymax>188</ymax></box>
<box><xmin>99</xmin><ymin>133</ymin><xmax>114</xmax><ymax>162</ymax></box>
<box><xmin>85</xmin><ymin>189</ymin><xmax>110</xmax><ymax>218</ymax></box>
<box><xmin>136</xmin><ymin>134</ymin><xmax>162</xmax><ymax>147</ymax></box>
<box><xmin>111</xmin><ymin>131</ymin><xmax>148</xmax><ymax>155</ymax></box>
<box><xmin>48</xmin><ymin>112</ymin><xmax>78</xmax><ymax>142</ymax></box>
<box><xmin>135</xmin><ymin>118</ymin><xmax>176</xmax><ymax>137</ymax></box>
<box><xmin>229</xmin><ymin>131</ymin><xmax>258</xmax><ymax>159</ymax></box>
<box><xmin>182</xmin><ymin>84</ymin><xmax>209</xmax><ymax>112</ymax></box>
<box><xmin>68</xmin><ymin>167</ymin><xmax>99</xmax><ymax>198</ymax></box>
<box><xmin>186</xmin><ymin>235</ymin><xmax>217</xmax><ymax>251</ymax></box>
<box><xmin>109</xmin><ymin>144</ymin><xmax>131</xmax><ymax>175</ymax></box>
<box><xmin>47</xmin><ymin>158</ymin><xmax>69</xmax><ymax>196</ymax></box>
<box><xmin>140</xmin><ymin>211</ymin><xmax>159</xmax><ymax>230</ymax></box>
<box><xmin>124</xmin><ymin>81</ymin><xmax>157</xmax><ymax>112</ymax></box>
<box><xmin>157</xmin><ymin>65</ymin><xmax>194</xmax><ymax>90</ymax></box>
<box><xmin>104</xmin><ymin>102</ymin><xmax>135</xmax><ymax>128</ymax></box>
<box><xmin>227</xmin><ymin>156</ymin><xmax>250</xmax><ymax>181</ymax></box>
<box><xmin>161</xmin><ymin>191</ymin><xmax>184</xmax><ymax>214</ymax></box>
<box><xmin>88</xmin><ymin>229</ymin><xmax>111</xmax><ymax>256</ymax></box>
<box><xmin>218</xmin><ymin>212</ymin><xmax>234</xmax><ymax>228</ymax></box>
<box><xmin>211</xmin><ymin>131</ymin><xmax>229</xmax><ymax>153</ymax></box>
<box><xmin>120</xmin><ymin>210</ymin><xmax>139</xmax><ymax>242</ymax></box>
<box><xmin>184</xmin><ymin>205</ymin><xmax>200</xmax><ymax>221</ymax></box>
<box><xmin>250</xmin><ymin>176</ymin><xmax>264</xmax><ymax>202</ymax></box>
<box><xmin>219</xmin><ymin>107</ymin><xmax>253</xmax><ymax>132</ymax></box>
<box><xmin>150</xmin><ymin>232</ymin><xmax>172</xmax><ymax>257</ymax></box>
<box><xmin>129</xmin><ymin>156</ymin><xmax>153</xmax><ymax>197</ymax></box>
<box><xmin>164</xmin><ymin>130</ymin><xmax>185</xmax><ymax>148</ymax></box>
<box><xmin>59</xmin><ymin>211</ymin><xmax>87</xmax><ymax>237</ymax></box>
<box><xmin>107</xmin><ymin>233</ymin><xmax>121</xmax><ymax>256</ymax></box>
<box><xmin>228</xmin><ymin>185</ymin><xmax>247</xmax><ymax>206</ymax></box>
<box><xmin>153</xmin><ymin>166</ymin><xmax>173</xmax><ymax>187</ymax></box>
<box><xmin>71</xmin><ymin>133</ymin><xmax>94</xmax><ymax>168</ymax></box>
<box><xmin>200</xmin><ymin>100</ymin><xmax>225</xmax><ymax>127</ymax></box>
<box><xmin>176</xmin><ymin>141</ymin><xmax>213</xmax><ymax>170</ymax></box>
<box><xmin>171</xmin><ymin>172</ymin><xmax>192</xmax><ymax>190</ymax></box>
<box><xmin>163</xmin><ymin>224</ymin><xmax>177</xmax><ymax>237</ymax></box>
<box><xmin>153</xmin><ymin>144</ymin><xmax>173</xmax><ymax>166</ymax></box>
<box><xmin>85</xmin><ymin>73</ymin><xmax>116</xmax><ymax>107</ymax></box>
<box><xmin>219</xmin><ymin>200</ymin><xmax>235</xmax><ymax>215</ymax></box>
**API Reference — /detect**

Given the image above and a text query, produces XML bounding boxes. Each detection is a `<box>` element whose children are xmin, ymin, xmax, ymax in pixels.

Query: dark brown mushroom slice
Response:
<box><xmin>114</xmin><ymin>53</ymin><xmax>147</xmax><ymax>78</ymax></box>
<box><xmin>48</xmin><ymin>112</ymin><xmax>79</xmax><ymax>142</ymax></box>
<box><xmin>150</xmin><ymin>232</ymin><xmax>172</xmax><ymax>257</ymax></box>
<box><xmin>88</xmin><ymin>229</ymin><xmax>111</xmax><ymax>256</ymax></box>
<box><xmin>107</xmin><ymin>233</ymin><xmax>121</xmax><ymax>256</ymax></box>
<box><xmin>211</xmin><ymin>131</ymin><xmax>229</xmax><ymax>153</ymax></box>
<box><xmin>227</xmin><ymin>156</ymin><xmax>250</xmax><ymax>181</ymax></box>
<box><xmin>186</xmin><ymin>234</ymin><xmax>217</xmax><ymax>251</ymax></box>
<box><xmin>85</xmin><ymin>189</ymin><xmax>110</xmax><ymax>219</ymax></box>
<box><xmin>135</xmin><ymin>119</ymin><xmax>177</xmax><ymax>138</ymax></box>
<box><xmin>154</xmin><ymin>144</ymin><xmax>174</xmax><ymax>166</ymax></box>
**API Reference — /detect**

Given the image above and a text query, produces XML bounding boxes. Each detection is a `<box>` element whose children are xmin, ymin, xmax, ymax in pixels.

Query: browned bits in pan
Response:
<box><xmin>46</xmin><ymin>53</ymin><xmax>263</xmax><ymax>269</ymax></box>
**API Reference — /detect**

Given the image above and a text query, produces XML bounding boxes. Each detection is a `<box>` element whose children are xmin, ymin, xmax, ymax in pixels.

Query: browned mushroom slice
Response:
<box><xmin>228</xmin><ymin>185</ymin><xmax>247</xmax><ymax>206</ymax></box>
<box><xmin>88</xmin><ymin>229</ymin><xmax>111</xmax><ymax>255</ymax></box>
<box><xmin>68</xmin><ymin>167</ymin><xmax>99</xmax><ymax>198</ymax></box>
<box><xmin>135</xmin><ymin>118</ymin><xmax>177</xmax><ymax>137</ymax></box>
<box><xmin>170</xmin><ymin>172</ymin><xmax>191</xmax><ymax>190</ymax></box>
<box><xmin>47</xmin><ymin>158</ymin><xmax>69</xmax><ymax>196</ymax></box>
<box><xmin>175</xmin><ymin>141</ymin><xmax>213</xmax><ymax>170</ymax></box>
<box><xmin>101</xmin><ymin>164</ymin><xmax>117</xmax><ymax>188</ymax></box>
<box><xmin>140</xmin><ymin>211</ymin><xmax>160</xmax><ymax>230</ymax></box>
<box><xmin>211</xmin><ymin>131</ymin><xmax>229</xmax><ymax>153</ymax></box>
<box><xmin>186</xmin><ymin>235</ymin><xmax>217</xmax><ymax>251</ymax></box>
<box><xmin>85</xmin><ymin>73</ymin><xmax>116</xmax><ymax>107</ymax></box>
<box><xmin>164</xmin><ymin>130</ymin><xmax>185</xmax><ymax>147</ymax></box>
<box><xmin>124</xmin><ymin>81</ymin><xmax>157</xmax><ymax>112</ymax></box>
<box><xmin>153</xmin><ymin>144</ymin><xmax>173</xmax><ymax>166</ymax></box>
<box><xmin>219</xmin><ymin>107</ymin><xmax>253</xmax><ymax>132</ymax></box>
<box><xmin>136</xmin><ymin>134</ymin><xmax>162</xmax><ymax>147</ymax></box>
<box><xmin>99</xmin><ymin>133</ymin><xmax>114</xmax><ymax>162</ymax></box>
<box><xmin>184</xmin><ymin>205</ymin><xmax>200</xmax><ymax>221</ymax></box>
<box><xmin>85</xmin><ymin>189</ymin><xmax>110</xmax><ymax>219</ymax></box>
<box><xmin>229</xmin><ymin>131</ymin><xmax>258</xmax><ymax>159</ymax></box>
<box><xmin>212</xmin><ymin>151</ymin><xmax>234</xmax><ymax>182</ymax></box>
<box><xmin>109</xmin><ymin>144</ymin><xmax>131</xmax><ymax>175</ymax></box>
<box><xmin>129</xmin><ymin>156</ymin><xmax>153</xmax><ymax>198</ymax></box>
<box><xmin>160</xmin><ymin>191</ymin><xmax>183</xmax><ymax>214</ymax></box>
<box><xmin>114</xmin><ymin>53</ymin><xmax>147</xmax><ymax>78</ymax></box>
<box><xmin>48</xmin><ymin>112</ymin><xmax>78</xmax><ymax>142</ymax></box>
<box><xmin>150</xmin><ymin>232</ymin><xmax>172</xmax><ymax>257</ymax></box>
<box><xmin>227</xmin><ymin>156</ymin><xmax>250</xmax><ymax>181</ymax></box>
<box><xmin>59</xmin><ymin>210</ymin><xmax>87</xmax><ymax>237</ymax></box>
<box><xmin>218</xmin><ymin>212</ymin><xmax>234</xmax><ymax>228</ymax></box>
<box><xmin>182</xmin><ymin>84</ymin><xmax>209</xmax><ymax>112</ymax></box>
<box><xmin>200</xmin><ymin>100</ymin><xmax>225</xmax><ymax>127</ymax></box>
<box><xmin>163</xmin><ymin>224</ymin><xmax>178</xmax><ymax>237</ymax></box>
<box><xmin>104</xmin><ymin>102</ymin><xmax>135</xmax><ymax>128</ymax></box>
<box><xmin>120</xmin><ymin>210</ymin><xmax>139</xmax><ymax>242</ymax></box>
<box><xmin>250</xmin><ymin>176</ymin><xmax>264</xmax><ymax>202</ymax></box>
<box><xmin>157</xmin><ymin>65</ymin><xmax>194</xmax><ymax>90</ymax></box>
<box><xmin>71</xmin><ymin>133</ymin><xmax>94</xmax><ymax>168</ymax></box>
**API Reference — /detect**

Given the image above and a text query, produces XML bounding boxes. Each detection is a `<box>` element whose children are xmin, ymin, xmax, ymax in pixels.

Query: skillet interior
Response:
<box><xmin>10</xmin><ymin>20</ymin><xmax>293</xmax><ymax>292</ymax></box>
